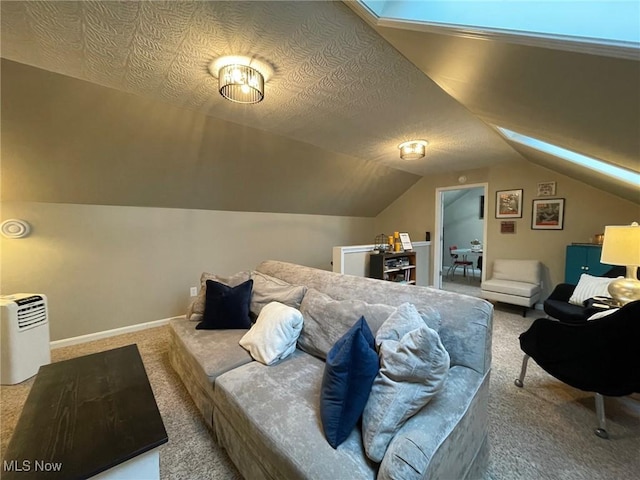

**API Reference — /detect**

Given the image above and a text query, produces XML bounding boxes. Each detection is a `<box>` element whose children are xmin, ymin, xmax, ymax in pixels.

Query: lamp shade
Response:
<box><xmin>600</xmin><ymin>222</ymin><xmax>640</xmax><ymax>266</ymax></box>
<box><xmin>218</xmin><ymin>64</ymin><xmax>264</xmax><ymax>104</ymax></box>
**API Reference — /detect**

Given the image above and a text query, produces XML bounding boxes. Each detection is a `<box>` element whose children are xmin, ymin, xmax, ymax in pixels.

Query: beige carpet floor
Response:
<box><xmin>1</xmin><ymin>303</ymin><xmax>638</xmax><ymax>479</ymax></box>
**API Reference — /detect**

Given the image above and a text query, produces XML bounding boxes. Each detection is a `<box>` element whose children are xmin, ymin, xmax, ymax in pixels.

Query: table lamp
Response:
<box><xmin>600</xmin><ymin>222</ymin><xmax>640</xmax><ymax>306</ymax></box>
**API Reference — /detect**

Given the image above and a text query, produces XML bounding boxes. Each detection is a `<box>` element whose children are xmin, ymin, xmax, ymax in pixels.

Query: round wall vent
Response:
<box><xmin>1</xmin><ymin>219</ymin><xmax>31</xmax><ymax>239</ymax></box>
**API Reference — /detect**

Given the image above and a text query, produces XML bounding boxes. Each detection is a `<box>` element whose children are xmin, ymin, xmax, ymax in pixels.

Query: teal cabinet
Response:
<box><xmin>565</xmin><ymin>244</ymin><xmax>612</xmax><ymax>284</ymax></box>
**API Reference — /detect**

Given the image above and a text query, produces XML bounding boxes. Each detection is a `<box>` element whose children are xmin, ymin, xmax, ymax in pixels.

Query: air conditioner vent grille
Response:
<box><xmin>17</xmin><ymin>302</ymin><xmax>47</xmax><ymax>330</ymax></box>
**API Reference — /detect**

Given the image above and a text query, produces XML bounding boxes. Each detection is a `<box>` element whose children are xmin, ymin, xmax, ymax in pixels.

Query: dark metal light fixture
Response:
<box><xmin>218</xmin><ymin>64</ymin><xmax>264</xmax><ymax>104</ymax></box>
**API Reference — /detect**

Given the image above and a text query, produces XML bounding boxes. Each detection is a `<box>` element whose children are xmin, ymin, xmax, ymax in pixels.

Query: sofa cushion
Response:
<box><xmin>239</xmin><ymin>301</ymin><xmax>303</xmax><ymax>365</ymax></box>
<box><xmin>298</xmin><ymin>288</ymin><xmax>396</xmax><ymax>360</ymax></box>
<box><xmin>196</xmin><ymin>279</ymin><xmax>253</xmax><ymax>330</ymax></box>
<box><xmin>213</xmin><ymin>350</ymin><xmax>378</xmax><ymax>480</ymax></box>
<box><xmin>321</xmin><ymin>317</ymin><xmax>379</xmax><ymax>449</ymax></box>
<box><xmin>480</xmin><ymin>279</ymin><xmax>540</xmax><ymax>298</ymax></box>
<box><xmin>250</xmin><ymin>271</ymin><xmax>307</xmax><ymax>317</ymax></box>
<box><xmin>378</xmin><ymin>366</ymin><xmax>487</xmax><ymax>480</ymax></box>
<box><xmin>187</xmin><ymin>270</ymin><xmax>251</xmax><ymax>320</ymax></box>
<box><xmin>569</xmin><ymin>273</ymin><xmax>618</xmax><ymax>306</ymax></box>
<box><xmin>363</xmin><ymin>303</ymin><xmax>450</xmax><ymax>462</ymax></box>
<box><xmin>169</xmin><ymin>318</ymin><xmax>252</xmax><ymax>385</ymax></box>
<box><xmin>256</xmin><ymin>260</ymin><xmax>493</xmax><ymax>378</ymax></box>
<box><xmin>491</xmin><ymin>259</ymin><xmax>540</xmax><ymax>284</ymax></box>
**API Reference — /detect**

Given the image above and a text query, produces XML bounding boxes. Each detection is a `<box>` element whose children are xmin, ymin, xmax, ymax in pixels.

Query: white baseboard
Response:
<box><xmin>50</xmin><ymin>316</ymin><xmax>178</xmax><ymax>350</ymax></box>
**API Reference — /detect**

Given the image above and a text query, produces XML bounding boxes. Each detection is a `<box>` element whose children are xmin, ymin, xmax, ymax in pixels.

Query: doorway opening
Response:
<box><xmin>433</xmin><ymin>183</ymin><xmax>488</xmax><ymax>297</ymax></box>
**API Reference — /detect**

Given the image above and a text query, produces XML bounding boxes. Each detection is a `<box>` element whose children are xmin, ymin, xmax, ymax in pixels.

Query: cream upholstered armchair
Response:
<box><xmin>480</xmin><ymin>259</ymin><xmax>542</xmax><ymax>316</ymax></box>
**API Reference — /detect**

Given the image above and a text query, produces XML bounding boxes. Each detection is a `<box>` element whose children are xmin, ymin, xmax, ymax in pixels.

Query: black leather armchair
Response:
<box><xmin>543</xmin><ymin>266</ymin><xmax>629</xmax><ymax>323</ymax></box>
<box><xmin>514</xmin><ymin>300</ymin><xmax>640</xmax><ymax>438</ymax></box>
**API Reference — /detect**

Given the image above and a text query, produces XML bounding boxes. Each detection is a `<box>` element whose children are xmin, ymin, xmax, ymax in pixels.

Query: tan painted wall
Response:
<box><xmin>1</xmin><ymin>60</ymin><xmax>419</xmax><ymax>217</ymax></box>
<box><xmin>0</xmin><ymin>202</ymin><xmax>374</xmax><ymax>340</ymax></box>
<box><xmin>375</xmin><ymin>159</ymin><xmax>639</xmax><ymax>297</ymax></box>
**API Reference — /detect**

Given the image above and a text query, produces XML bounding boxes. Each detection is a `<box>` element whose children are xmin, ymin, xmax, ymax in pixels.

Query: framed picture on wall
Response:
<box><xmin>536</xmin><ymin>181</ymin><xmax>556</xmax><ymax>197</ymax></box>
<box><xmin>500</xmin><ymin>221</ymin><xmax>516</xmax><ymax>234</ymax></box>
<box><xmin>532</xmin><ymin>198</ymin><xmax>565</xmax><ymax>230</ymax></box>
<box><xmin>495</xmin><ymin>189</ymin><xmax>523</xmax><ymax>218</ymax></box>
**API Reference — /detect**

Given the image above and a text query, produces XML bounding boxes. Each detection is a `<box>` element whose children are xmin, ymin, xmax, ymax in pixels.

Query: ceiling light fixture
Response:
<box><xmin>398</xmin><ymin>140</ymin><xmax>428</xmax><ymax>160</ymax></box>
<box><xmin>218</xmin><ymin>64</ymin><xmax>264</xmax><ymax>104</ymax></box>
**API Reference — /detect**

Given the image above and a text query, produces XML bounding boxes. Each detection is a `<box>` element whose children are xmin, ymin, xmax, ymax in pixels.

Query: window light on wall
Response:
<box><xmin>495</xmin><ymin>126</ymin><xmax>640</xmax><ymax>187</ymax></box>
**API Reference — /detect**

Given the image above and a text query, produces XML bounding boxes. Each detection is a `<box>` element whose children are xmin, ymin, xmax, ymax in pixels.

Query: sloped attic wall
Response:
<box><xmin>1</xmin><ymin>60</ymin><xmax>417</xmax><ymax>340</ymax></box>
<box><xmin>367</xmin><ymin>19</ymin><xmax>640</xmax><ymax>204</ymax></box>
<box><xmin>1</xmin><ymin>60</ymin><xmax>419</xmax><ymax>216</ymax></box>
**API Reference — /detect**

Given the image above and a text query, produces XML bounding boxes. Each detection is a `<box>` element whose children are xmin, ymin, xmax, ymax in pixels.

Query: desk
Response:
<box><xmin>2</xmin><ymin>344</ymin><xmax>167</xmax><ymax>480</ymax></box>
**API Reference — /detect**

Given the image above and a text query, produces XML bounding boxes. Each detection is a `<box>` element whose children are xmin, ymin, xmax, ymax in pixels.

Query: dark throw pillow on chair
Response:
<box><xmin>196</xmin><ymin>279</ymin><xmax>253</xmax><ymax>330</ymax></box>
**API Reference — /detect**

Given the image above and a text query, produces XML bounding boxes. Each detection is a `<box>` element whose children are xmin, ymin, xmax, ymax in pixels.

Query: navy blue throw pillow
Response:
<box><xmin>320</xmin><ymin>316</ymin><xmax>379</xmax><ymax>449</ymax></box>
<box><xmin>196</xmin><ymin>279</ymin><xmax>253</xmax><ymax>330</ymax></box>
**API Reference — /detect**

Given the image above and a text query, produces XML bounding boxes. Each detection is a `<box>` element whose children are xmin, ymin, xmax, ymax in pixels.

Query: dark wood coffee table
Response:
<box><xmin>2</xmin><ymin>344</ymin><xmax>168</xmax><ymax>479</ymax></box>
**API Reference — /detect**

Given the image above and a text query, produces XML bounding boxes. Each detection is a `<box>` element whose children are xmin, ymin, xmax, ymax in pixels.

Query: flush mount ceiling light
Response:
<box><xmin>209</xmin><ymin>56</ymin><xmax>272</xmax><ymax>105</ymax></box>
<box><xmin>218</xmin><ymin>64</ymin><xmax>264</xmax><ymax>104</ymax></box>
<box><xmin>398</xmin><ymin>140</ymin><xmax>428</xmax><ymax>160</ymax></box>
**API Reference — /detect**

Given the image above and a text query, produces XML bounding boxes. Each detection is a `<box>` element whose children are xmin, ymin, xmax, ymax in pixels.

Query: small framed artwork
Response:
<box><xmin>500</xmin><ymin>221</ymin><xmax>516</xmax><ymax>234</ymax></box>
<box><xmin>496</xmin><ymin>189</ymin><xmax>523</xmax><ymax>218</ymax></box>
<box><xmin>479</xmin><ymin>195</ymin><xmax>485</xmax><ymax>219</ymax></box>
<box><xmin>532</xmin><ymin>198</ymin><xmax>565</xmax><ymax>230</ymax></box>
<box><xmin>537</xmin><ymin>181</ymin><xmax>556</xmax><ymax>197</ymax></box>
<box><xmin>399</xmin><ymin>232</ymin><xmax>413</xmax><ymax>251</ymax></box>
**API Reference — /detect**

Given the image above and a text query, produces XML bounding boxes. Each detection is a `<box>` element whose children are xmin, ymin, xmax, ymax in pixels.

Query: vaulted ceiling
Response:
<box><xmin>1</xmin><ymin>0</ymin><xmax>638</xmax><ymax>214</ymax></box>
<box><xmin>349</xmin><ymin>2</ymin><xmax>639</xmax><ymax>203</ymax></box>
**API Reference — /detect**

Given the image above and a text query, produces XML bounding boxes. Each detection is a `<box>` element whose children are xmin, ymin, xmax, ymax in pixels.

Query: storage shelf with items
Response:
<box><xmin>369</xmin><ymin>251</ymin><xmax>417</xmax><ymax>284</ymax></box>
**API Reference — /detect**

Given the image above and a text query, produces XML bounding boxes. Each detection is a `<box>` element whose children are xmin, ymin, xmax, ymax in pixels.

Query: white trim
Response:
<box><xmin>332</xmin><ymin>244</ymin><xmax>375</xmax><ymax>274</ymax></box>
<box><xmin>50</xmin><ymin>317</ymin><xmax>176</xmax><ymax>349</ymax></box>
<box><xmin>434</xmin><ymin>183</ymin><xmax>488</xmax><ymax>289</ymax></box>
<box><xmin>340</xmin><ymin>244</ymin><xmax>377</xmax><ymax>253</ymax></box>
<box><xmin>332</xmin><ymin>242</ymin><xmax>429</xmax><ymax>275</ymax></box>
<box><xmin>376</xmin><ymin>18</ymin><xmax>638</xmax><ymax>60</ymax></box>
<box><xmin>348</xmin><ymin>1</ymin><xmax>639</xmax><ymax>60</ymax></box>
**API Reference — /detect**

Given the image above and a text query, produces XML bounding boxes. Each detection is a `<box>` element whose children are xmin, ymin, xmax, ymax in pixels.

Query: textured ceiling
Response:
<box><xmin>348</xmin><ymin>4</ymin><xmax>640</xmax><ymax>204</ymax></box>
<box><xmin>0</xmin><ymin>0</ymin><xmax>524</xmax><ymax>177</ymax></box>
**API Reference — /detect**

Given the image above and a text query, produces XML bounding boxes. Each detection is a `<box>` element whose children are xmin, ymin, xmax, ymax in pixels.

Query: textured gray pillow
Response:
<box><xmin>250</xmin><ymin>271</ymin><xmax>307</xmax><ymax>318</ymax></box>
<box><xmin>186</xmin><ymin>271</ymin><xmax>251</xmax><ymax>320</ymax></box>
<box><xmin>363</xmin><ymin>303</ymin><xmax>450</xmax><ymax>463</ymax></box>
<box><xmin>298</xmin><ymin>288</ymin><xmax>396</xmax><ymax>360</ymax></box>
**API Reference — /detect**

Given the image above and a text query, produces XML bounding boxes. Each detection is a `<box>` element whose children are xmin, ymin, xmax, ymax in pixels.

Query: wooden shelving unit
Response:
<box><xmin>369</xmin><ymin>251</ymin><xmax>417</xmax><ymax>284</ymax></box>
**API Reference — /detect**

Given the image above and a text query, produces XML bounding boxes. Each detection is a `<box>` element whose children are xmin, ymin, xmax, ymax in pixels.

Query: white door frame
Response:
<box><xmin>432</xmin><ymin>182</ymin><xmax>489</xmax><ymax>289</ymax></box>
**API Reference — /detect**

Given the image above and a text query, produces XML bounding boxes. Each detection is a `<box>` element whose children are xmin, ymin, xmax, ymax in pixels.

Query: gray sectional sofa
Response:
<box><xmin>168</xmin><ymin>260</ymin><xmax>493</xmax><ymax>480</ymax></box>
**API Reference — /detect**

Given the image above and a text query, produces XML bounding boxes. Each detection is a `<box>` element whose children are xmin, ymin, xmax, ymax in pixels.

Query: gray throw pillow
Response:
<box><xmin>186</xmin><ymin>271</ymin><xmax>251</xmax><ymax>320</ymax></box>
<box><xmin>250</xmin><ymin>271</ymin><xmax>307</xmax><ymax>318</ymax></box>
<box><xmin>362</xmin><ymin>302</ymin><xmax>450</xmax><ymax>463</ymax></box>
<box><xmin>298</xmin><ymin>288</ymin><xmax>396</xmax><ymax>360</ymax></box>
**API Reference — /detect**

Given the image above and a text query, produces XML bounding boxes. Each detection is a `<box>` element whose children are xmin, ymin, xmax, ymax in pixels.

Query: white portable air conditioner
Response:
<box><xmin>1</xmin><ymin>294</ymin><xmax>51</xmax><ymax>385</ymax></box>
